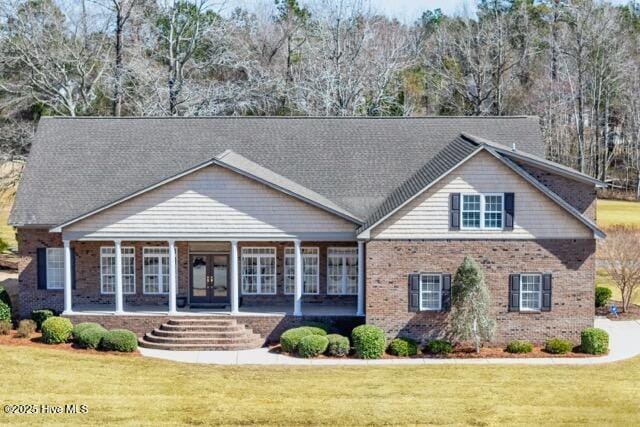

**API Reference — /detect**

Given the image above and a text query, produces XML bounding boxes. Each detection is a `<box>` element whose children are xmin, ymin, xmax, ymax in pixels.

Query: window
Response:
<box><xmin>327</xmin><ymin>248</ymin><xmax>358</xmax><ymax>295</ymax></box>
<box><xmin>143</xmin><ymin>247</ymin><xmax>177</xmax><ymax>294</ymax></box>
<box><xmin>100</xmin><ymin>247</ymin><xmax>135</xmax><ymax>294</ymax></box>
<box><xmin>520</xmin><ymin>274</ymin><xmax>542</xmax><ymax>311</ymax></box>
<box><xmin>420</xmin><ymin>274</ymin><xmax>442</xmax><ymax>311</ymax></box>
<box><xmin>284</xmin><ymin>247</ymin><xmax>320</xmax><ymax>295</ymax></box>
<box><xmin>241</xmin><ymin>248</ymin><xmax>276</xmax><ymax>295</ymax></box>
<box><xmin>46</xmin><ymin>248</ymin><xmax>64</xmax><ymax>290</ymax></box>
<box><xmin>461</xmin><ymin>193</ymin><xmax>503</xmax><ymax>230</ymax></box>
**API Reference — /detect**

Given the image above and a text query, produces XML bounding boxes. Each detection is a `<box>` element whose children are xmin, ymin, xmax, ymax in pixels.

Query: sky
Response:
<box><xmin>224</xmin><ymin>0</ymin><xmax>635</xmax><ymax>23</ymax></box>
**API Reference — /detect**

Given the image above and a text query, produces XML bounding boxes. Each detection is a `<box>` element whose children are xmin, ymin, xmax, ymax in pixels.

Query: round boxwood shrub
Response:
<box><xmin>280</xmin><ymin>326</ymin><xmax>326</xmax><ymax>353</ymax></box>
<box><xmin>16</xmin><ymin>319</ymin><xmax>37</xmax><ymax>338</ymax></box>
<box><xmin>72</xmin><ymin>322</ymin><xmax>104</xmax><ymax>338</ymax></box>
<box><xmin>31</xmin><ymin>309</ymin><xmax>55</xmax><ymax>330</ymax></box>
<box><xmin>424</xmin><ymin>339</ymin><xmax>453</xmax><ymax>355</ymax></box>
<box><xmin>41</xmin><ymin>317</ymin><xmax>73</xmax><ymax>344</ymax></box>
<box><xmin>99</xmin><ymin>329</ymin><xmax>138</xmax><ymax>352</ymax></box>
<box><xmin>506</xmin><ymin>339</ymin><xmax>533</xmax><ymax>354</ymax></box>
<box><xmin>387</xmin><ymin>337</ymin><xmax>418</xmax><ymax>357</ymax></box>
<box><xmin>595</xmin><ymin>287</ymin><xmax>613</xmax><ymax>308</ymax></box>
<box><xmin>581</xmin><ymin>327</ymin><xmax>609</xmax><ymax>355</ymax></box>
<box><xmin>301</xmin><ymin>323</ymin><xmax>331</xmax><ymax>334</ymax></box>
<box><xmin>76</xmin><ymin>324</ymin><xmax>108</xmax><ymax>349</ymax></box>
<box><xmin>325</xmin><ymin>334</ymin><xmax>350</xmax><ymax>357</ymax></box>
<box><xmin>297</xmin><ymin>334</ymin><xmax>329</xmax><ymax>358</ymax></box>
<box><xmin>0</xmin><ymin>301</ymin><xmax>10</xmax><ymax>323</ymax></box>
<box><xmin>544</xmin><ymin>337</ymin><xmax>573</xmax><ymax>354</ymax></box>
<box><xmin>351</xmin><ymin>325</ymin><xmax>386</xmax><ymax>359</ymax></box>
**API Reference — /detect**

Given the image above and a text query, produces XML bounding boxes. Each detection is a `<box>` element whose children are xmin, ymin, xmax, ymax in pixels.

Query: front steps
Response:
<box><xmin>138</xmin><ymin>318</ymin><xmax>264</xmax><ymax>351</ymax></box>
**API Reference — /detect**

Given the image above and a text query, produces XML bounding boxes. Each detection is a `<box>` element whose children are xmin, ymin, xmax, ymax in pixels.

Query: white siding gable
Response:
<box><xmin>371</xmin><ymin>151</ymin><xmax>592</xmax><ymax>239</ymax></box>
<box><xmin>65</xmin><ymin>165</ymin><xmax>356</xmax><ymax>240</ymax></box>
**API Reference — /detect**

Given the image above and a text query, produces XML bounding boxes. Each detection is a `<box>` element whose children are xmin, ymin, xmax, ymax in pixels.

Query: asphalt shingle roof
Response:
<box><xmin>10</xmin><ymin>116</ymin><xmax>545</xmax><ymax>227</ymax></box>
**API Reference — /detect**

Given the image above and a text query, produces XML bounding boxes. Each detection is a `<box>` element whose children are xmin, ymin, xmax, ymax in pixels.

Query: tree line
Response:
<box><xmin>0</xmin><ymin>0</ymin><xmax>639</xmax><ymax>195</ymax></box>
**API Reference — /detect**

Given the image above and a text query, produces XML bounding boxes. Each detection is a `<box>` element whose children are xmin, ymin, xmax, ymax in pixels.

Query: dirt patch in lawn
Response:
<box><xmin>0</xmin><ymin>331</ymin><xmax>139</xmax><ymax>357</ymax></box>
<box><xmin>269</xmin><ymin>344</ymin><xmax>601</xmax><ymax>359</ymax></box>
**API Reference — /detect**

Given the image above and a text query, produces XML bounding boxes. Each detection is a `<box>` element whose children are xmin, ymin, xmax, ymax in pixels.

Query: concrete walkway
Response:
<box><xmin>138</xmin><ymin>317</ymin><xmax>640</xmax><ymax>366</ymax></box>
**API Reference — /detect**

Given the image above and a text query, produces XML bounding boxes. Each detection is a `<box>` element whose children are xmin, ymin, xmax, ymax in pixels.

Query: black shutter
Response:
<box><xmin>37</xmin><ymin>248</ymin><xmax>47</xmax><ymax>290</ymax></box>
<box><xmin>504</xmin><ymin>193</ymin><xmax>514</xmax><ymax>230</ymax></box>
<box><xmin>71</xmin><ymin>249</ymin><xmax>77</xmax><ymax>290</ymax></box>
<box><xmin>408</xmin><ymin>274</ymin><xmax>420</xmax><ymax>312</ymax></box>
<box><xmin>542</xmin><ymin>273</ymin><xmax>552</xmax><ymax>312</ymax></box>
<box><xmin>450</xmin><ymin>193</ymin><xmax>460</xmax><ymax>230</ymax></box>
<box><xmin>508</xmin><ymin>274</ymin><xmax>520</xmax><ymax>312</ymax></box>
<box><xmin>441</xmin><ymin>274</ymin><xmax>451</xmax><ymax>312</ymax></box>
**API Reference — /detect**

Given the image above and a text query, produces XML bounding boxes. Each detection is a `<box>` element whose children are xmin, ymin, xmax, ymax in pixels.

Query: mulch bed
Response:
<box><xmin>269</xmin><ymin>344</ymin><xmax>601</xmax><ymax>359</ymax></box>
<box><xmin>596</xmin><ymin>300</ymin><xmax>640</xmax><ymax>320</ymax></box>
<box><xmin>0</xmin><ymin>331</ymin><xmax>139</xmax><ymax>357</ymax></box>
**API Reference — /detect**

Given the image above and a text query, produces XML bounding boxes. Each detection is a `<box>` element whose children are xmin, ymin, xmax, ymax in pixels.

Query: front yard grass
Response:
<box><xmin>1</xmin><ymin>345</ymin><xmax>639</xmax><ymax>425</ymax></box>
<box><xmin>597</xmin><ymin>268</ymin><xmax>640</xmax><ymax>305</ymax></box>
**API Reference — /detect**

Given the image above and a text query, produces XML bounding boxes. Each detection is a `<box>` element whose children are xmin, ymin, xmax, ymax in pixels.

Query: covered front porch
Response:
<box><xmin>57</xmin><ymin>239</ymin><xmax>365</xmax><ymax>318</ymax></box>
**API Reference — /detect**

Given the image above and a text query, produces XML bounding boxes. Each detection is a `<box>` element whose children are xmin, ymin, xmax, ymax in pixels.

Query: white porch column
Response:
<box><xmin>230</xmin><ymin>240</ymin><xmax>239</xmax><ymax>314</ymax></box>
<box><xmin>294</xmin><ymin>239</ymin><xmax>303</xmax><ymax>316</ymax></box>
<box><xmin>62</xmin><ymin>240</ymin><xmax>73</xmax><ymax>314</ymax></box>
<box><xmin>357</xmin><ymin>240</ymin><xmax>365</xmax><ymax>316</ymax></box>
<box><xmin>114</xmin><ymin>239</ymin><xmax>124</xmax><ymax>314</ymax></box>
<box><xmin>168</xmin><ymin>240</ymin><xmax>177</xmax><ymax>315</ymax></box>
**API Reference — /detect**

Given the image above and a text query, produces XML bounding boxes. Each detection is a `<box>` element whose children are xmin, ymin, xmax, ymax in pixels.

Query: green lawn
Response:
<box><xmin>597</xmin><ymin>199</ymin><xmax>640</xmax><ymax>229</ymax></box>
<box><xmin>0</xmin><ymin>191</ymin><xmax>15</xmax><ymax>249</ymax></box>
<box><xmin>1</xmin><ymin>345</ymin><xmax>639</xmax><ymax>425</ymax></box>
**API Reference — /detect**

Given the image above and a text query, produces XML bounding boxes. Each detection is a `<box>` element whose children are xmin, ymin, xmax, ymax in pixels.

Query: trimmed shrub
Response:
<box><xmin>595</xmin><ymin>287</ymin><xmax>613</xmax><ymax>308</ymax></box>
<box><xmin>99</xmin><ymin>329</ymin><xmax>138</xmax><ymax>353</ymax></box>
<box><xmin>351</xmin><ymin>325</ymin><xmax>386</xmax><ymax>359</ymax></box>
<box><xmin>506</xmin><ymin>339</ymin><xmax>533</xmax><ymax>354</ymax></box>
<box><xmin>0</xmin><ymin>285</ymin><xmax>11</xmax><ymax>309</ymax></box>
<box><xmin>424</xmin><ymin>339</ymin><xmax>453</xmax><ymax>355</ymax></box>
<box><xmin>581</xmin><ymin>328</ymin><xmax>609</xmax><ymax>355</ymax></box>
<box><xmin>544</xmin><ymin>337</ymin><xmax>573</xmax><ymax>354</ymax></box>
<box><xmin>41</xmin><ymin>317</ymin><xmax>73</xmax><ymax>344</ymax></box>
<box><xmin>72</xmin><ymin>322</ymin><xmax>104</xmax><ymax>338</ymax></box>
<box><xmin>31</xmin><ymin>309</ymin><xmax>55</xmax><ymax>330</ymax></box>
<box><xmin>325</xmin><ymin>334</ymin><xmax>350</xmax><ymax>357</ymax></box>
<box><xmin>297</xmin><ymin>334</ymin><xmax>329</xmax><ymax>358</ymax></box>
<box><xmin>0</xmin><ymin>301</ymin><xmax>10</xmax><ymax>323</ymax></box>
<box><xmin>0</xmin><ymin>320</ymin><xmax>11</xmax><ymax>335</ymax></box>
<box><xmin>16</xmin><ymin>319</ymin><xmax>37</xmax><ymax>338</ymax></box>
<box><xmin>301</xmin><ymin>323</ymin><xmax>331</xmax><ymax>334</ymax></box>
<box><xmin>280</xmin><ymin>326</ymin><xmax>326</xmax><ymax>353</ymax></box>
<box><xmin>76</xmin><ymin>324</ymin><xmax>108</xmax><ymax>349</ymax></box>
<box><xmin>387</xmin><ymin>337</ymin><xmax>418</xmax><ymax>357</ymax></box>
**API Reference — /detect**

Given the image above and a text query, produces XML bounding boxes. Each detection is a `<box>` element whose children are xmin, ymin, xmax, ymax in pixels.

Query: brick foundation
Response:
<box><xmin>365</xmin><ymin>239</ymin><xmax>595</xmax><ymax>345</ymax></box>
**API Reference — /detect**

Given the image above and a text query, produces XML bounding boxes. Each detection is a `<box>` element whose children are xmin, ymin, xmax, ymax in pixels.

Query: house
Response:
<box><xmin>9</xmin><ymin>116</ymin><xmax>604</xmax><ymax>349</ymax></box>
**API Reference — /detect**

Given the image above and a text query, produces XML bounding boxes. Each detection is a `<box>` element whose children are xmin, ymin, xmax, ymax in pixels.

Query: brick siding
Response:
<box><xmin>365</xmin><ymin>239</ymin><xmax>595</xmax><ymax>345</ymax></box>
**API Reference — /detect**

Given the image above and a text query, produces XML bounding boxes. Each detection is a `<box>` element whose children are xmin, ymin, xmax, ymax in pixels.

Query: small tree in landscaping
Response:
<box><xmin>449</xmin><ymin>257</ymin><xmax>495</xmax><ymax>353</ymax></box>
<box><xmin>600</xmin><ymin>227</ymin><xmax>640</xmax><ymax>312</ymax></box>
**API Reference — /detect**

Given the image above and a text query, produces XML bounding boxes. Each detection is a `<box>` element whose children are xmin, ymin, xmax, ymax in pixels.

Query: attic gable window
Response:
<box><xmin>460</xmin><ymin>194</ymin><xmax>504</xmax><ymax>230</ymax></box>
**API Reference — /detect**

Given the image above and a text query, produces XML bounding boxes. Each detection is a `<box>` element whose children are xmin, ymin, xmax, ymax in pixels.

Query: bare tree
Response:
<box><xmin>600</xmin><ymin>227</ymin><xmax>640</xmax><ymax>312</ymax></box>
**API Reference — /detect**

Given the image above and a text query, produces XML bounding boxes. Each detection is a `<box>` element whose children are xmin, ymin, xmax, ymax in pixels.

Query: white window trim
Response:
<box><xmin>143</xmin><ymin>247</ymin><xmax>178</xmax><ymax>295</ymax></box>
<box><xmin>327</xmin><ymin>247</ymin><xmax>358</xmax><ymax>295</ymax></box>
<box><xmin>46</xmin><ymin>248</ymin><xmax>65</xmax><ymax>290</ymax></box>
<box><xmin>284</xmin><ymin>247</ymin><xmax>320</xmax><ymax>295</ymax></box>
<box><xmin>100</xmin><ymin>246</ymin><xmax>136</xmax><ymax>295</ymax></box>
<box><xmin>419</xmin><ymin>273</ymin><xmax>442</xmax><ymax>311</ymax></box>
<box><xmin>519</xmin><ymin>273</ymin><xmax>543</xmax><ymax>312</ymax></box>
<box><xmin>460</xmin><ymin>193</ymin><xmax>504</xmax><ymax>231</ymax></box>
<box><xmin>241</xmin><ymin>247</ymin><xmax>277</xmax><ymax>295</ymax></box>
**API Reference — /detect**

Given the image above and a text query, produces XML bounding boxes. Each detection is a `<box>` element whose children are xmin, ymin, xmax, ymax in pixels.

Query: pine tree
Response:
<box><xmin>449</xmin><ymin>256</ymin><xmax>496</xmax><ymax>353</ymax></box>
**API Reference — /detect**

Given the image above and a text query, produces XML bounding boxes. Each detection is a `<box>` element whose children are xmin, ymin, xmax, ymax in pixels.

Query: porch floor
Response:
<box><xmin>69</xmin><ymin>303</ymin><xmax>361</xmax><ymax>317</ymax></box>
